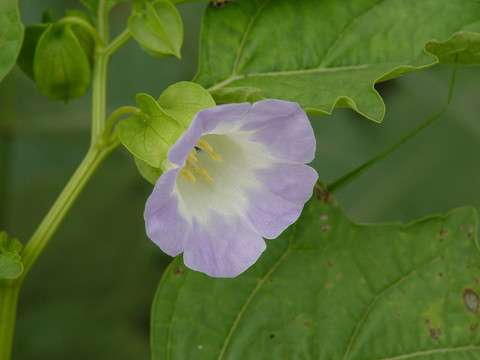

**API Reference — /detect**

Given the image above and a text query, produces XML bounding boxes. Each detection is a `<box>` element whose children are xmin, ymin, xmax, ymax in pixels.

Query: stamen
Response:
<box><xmin>197</xmin><ymin>139</ymin><xmax>213</xmax><ymax>153</ymax></box>
<box><xmin>209</xmin><ymin>151</ymin><xmax>223</xmax><ymax>162</ymax></box>
<box><xmin>197</xmin><ymin>168</ymin><xmax>214</xmax><ymax>182</ymax></box>
<box><xmin>188</xmin><ymin>152</ymin><xmax>198</xmax><ymax>162</ymax></box>
<box><xmin>181</xmin><ymin>169</ymin><xmax>197</xmax><ymax>182</ymax></box>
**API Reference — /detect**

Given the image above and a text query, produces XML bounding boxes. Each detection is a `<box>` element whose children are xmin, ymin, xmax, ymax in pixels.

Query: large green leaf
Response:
<box><xmin>151</xmin><ymin>185</ymin><xmax>480</xmax><ymax>359</ymax></box>
<box><xmin>0</xmin><ymin>0</ymin><xmax>24</xmax><ymax>82</ymax></box>
<box><xmin>426</xmin><ymin>32</ymin><xmax>480</xmax><ymax>66</ymax></box>
<box><xmin>194</xmin><ymin>0</ymin><xmax>480</xmax><ymax>122</ymax></box>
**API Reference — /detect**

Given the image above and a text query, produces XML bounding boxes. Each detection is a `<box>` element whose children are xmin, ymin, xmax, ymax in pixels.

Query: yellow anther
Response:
<box><xmin>209</xmin><ymin>151</ymin><xmax>223</xmax><ymax>162</ymax></box>
<box><xmin>188</xmin><ymin>152</ymin><xmax>198</xmax><ymax>162</ymax></box>
<box><xmin>181</xmin><ymin>169</ymin><xmax>197</xmax><ymax>182</ymax></box>
<box><xmin>197</xmin><ymin>139</ymin><xmax>213</xmax><ymax>153</ymax></box>
<box><xmin>197</xmin><ymin>168</ymin><xmax>214</xmax><ymax>182</ymax></box>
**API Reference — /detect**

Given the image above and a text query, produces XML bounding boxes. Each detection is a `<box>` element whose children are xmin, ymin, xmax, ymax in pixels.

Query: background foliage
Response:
<box><xmin>1</xmin><ymin>0</ymin><xmax>480</xmax><ymax>359</ymax></box>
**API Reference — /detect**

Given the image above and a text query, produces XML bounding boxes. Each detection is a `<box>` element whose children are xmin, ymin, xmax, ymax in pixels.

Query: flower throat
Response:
<box><xmin>181</xmin><ymin>139</ymin><xmax>222</xmax><ymax>183</ymax></box>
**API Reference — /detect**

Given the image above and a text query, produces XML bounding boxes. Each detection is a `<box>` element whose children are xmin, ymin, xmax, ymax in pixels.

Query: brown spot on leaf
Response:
<box><xmin>173</xmin><ymin>267</ymin><xmax>183</xmax><ymax>276</ymax></box>
<box><xmin>396</xmin><ymin>313</ymin><xmax>400</xmax><ymax>319</ymax></box>
<box><xmin>438</xmin><ymin>272</ymin><xmax>443</xmax><ymax>277</ymax></box>
<box><xmin>314</xmin><ymin>183</ymin><xmax>331</xmax><ymax>203</ymax></box>
<box><xmin>303</xmin><ymin>321</ymin><xmax>311</xmax><ymax>328</ymax></box>
<box><xmin>210</xmin><ymin>1</ymin><xmax>229</xmax><ymax>8</ymax></box>
<box><xmin>470</xmin><ymin>324</ymin><xmax>478</xmax><ymax>331</ymax></box>
<box><xmin>463</xmin><ymin>289</ymin><xmax>479</xmax><ymax>313</ymax></box>
<box><xmin>327</xmin><ymin>261</ymin><xmax>333</xmax><ymax>267</ymax></box>
<box><xmin>321</xmin><ymin>224</ymin><xmax>331</xmax><ymax>232</ymax></box>
<box><xmin>425</xmin><ymin>320</ymin><xmax>442</xmax><ymax>340</ymax></box>
<box><xmin>269</xmin><ymin>334</ymin><xmax>275</xmax><ymax>339</ymax></box>
<box><xmin>439</xmin><ymin>228</ymin><xmax>447</xmax><ymax>236</ymax></box>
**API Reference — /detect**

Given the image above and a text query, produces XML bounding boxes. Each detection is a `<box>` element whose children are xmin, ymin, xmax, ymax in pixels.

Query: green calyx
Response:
<box><xmin>17</xmin><ymin>9</ymin><xmax>96</xmax><ymax>101</ymax></box>
<box><xmin>118</xmin><ymin>81</ymin><xmax>216</xmax><ymax>184</ymax></box>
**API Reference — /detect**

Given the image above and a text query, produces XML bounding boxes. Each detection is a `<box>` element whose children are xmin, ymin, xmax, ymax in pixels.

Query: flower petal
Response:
<box><xmin>167</xmin><ymin>103</ymin><xmax>251</xmax><ymax>166</ymax></box>
<box><xmin>144</xmin><ymin>168</ymin><xmax>189</xmax><ymax>256</ymax></box>
<box><xmin>240</xmin><ymin>99</ymin><xmax>316</xmax><ymax>163</ymax></box>
<box><xmin>183</xmin><ymin>212</ymin><xmax>266</xmax><ymax>277</ymax></box>
<box><xmin>254</xmin><ymin>163</ymin><xmax>318</xmax><ymax>203</ymax></box>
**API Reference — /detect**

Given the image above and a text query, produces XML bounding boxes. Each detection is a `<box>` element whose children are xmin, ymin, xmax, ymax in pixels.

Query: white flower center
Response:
<box><xmin>180</xmin><ymin>139</ymin><xmax>223</xmax><ymax>183</ymax></box>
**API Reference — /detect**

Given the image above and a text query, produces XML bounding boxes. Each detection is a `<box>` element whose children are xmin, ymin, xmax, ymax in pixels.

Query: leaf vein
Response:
<box><xmin>341</xmin><ymin>255</ymin><xmax>441</xmax><ymax>360</ymax></box>
<box><xmin>217</xmin><ymin>225</ymin><xmax>297</xmax><ymax>360</ymax></box>
<box><xmin>376</xmin><ymin>345</ymin><xmax>480</xmax><ymax>360</ymax></box>
<box><xmin>318</xmin><ymin>0</ymin><xmax>388</xmax><ymax>68</ymax></box>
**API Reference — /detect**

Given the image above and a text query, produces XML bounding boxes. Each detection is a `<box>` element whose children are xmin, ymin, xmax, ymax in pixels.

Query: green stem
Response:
<box><xmin>327</xmin><ymin>63</ymin><xmax>458</xmax><ymax>194</ymax></box>
<box><xmin>0</xmin><ymin>138</ymin><xmax>119</xmax><ymax>360</ymax></box>
<box><xmin>19</xmin><ymin>140</ymin><xmax>120</xmax><ymax>280</ymax></box>
<box><xmin>104</xmin><ymin>106</ymin><xmax>140</xmax><ymax>139</ymax></box>
<box><xmin>0</xmin><ymin>281</ymin><xmax>20</xmax><ymax>360</ymax></box>
<box><xmin>104</xmin><ymin>28</ymin><xmax>132</xmax><ymax>58</ymax></box>
<box><xmin>91</xmin><ymin>48</ymin><xmax>109</xmax><ymax>144</ymax></box>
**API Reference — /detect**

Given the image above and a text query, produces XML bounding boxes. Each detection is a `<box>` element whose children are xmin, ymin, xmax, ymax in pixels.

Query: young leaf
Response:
<box><xmin>118</xmin><ymin>93</ymin><xmax>184</xmax><ymax>168</ymax></box>
<box><xmin>0</xmin><ymin>231</ymin><xmax>23</xmax><ymax>280</ymax></box>
<box><xmin>151</xmin><ymin>185</ymin><xmax>480</xmax><ymax>359</ymax></box>
<box><xmin>128</xmin><ymin>0</ymin><xmax>183</xmax><ymax>59</ymax></box>
<box><xmin>0</xmin><ymin>0</ymin><xmax>24</xmax><ymax>82</ymax></box>
<box><xmin>33</xmin><ymin>24</ymin><xmax>91</xmax><ymax>101</ymax></box>
<box><xmin>194</xmin><ymin>0</ymin><xmax>480</xmax><ymax>122</ymax></box>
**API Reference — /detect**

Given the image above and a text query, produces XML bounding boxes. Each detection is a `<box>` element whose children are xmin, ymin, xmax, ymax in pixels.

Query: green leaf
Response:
<box><xmin>426</xmin><ymin>31</ymin><xmax>480</xmax><ymax>66</ymax></box>
<box><xmin>157</xmin><ymin>81</ymin><xmax>216</xmax><ymax>129</ymax></box>
<box><xmin>151</xmin><ymin>185</ymin><xmax>480</xmax><ymax>359</ymax></box>
<box><xmin>0</xmin><ymin>231</ymin><xmax>23</xmax><ymax>280</ymax></box>
<box><xmin>33</xmin><ymin>24</ymin><xmax>91</xmax><ymax>101</ymax></box>
<box><xmin>0</xmin><ymin>0</ymin><xmax>24</xmax><ymax>82</ymax></box>
<box><xmin>0</xmin><ymin>231</ymin><xmax>22</xmax><ymax>254</ymax></box>
<box><xmin>0</xmin><ymin>253</ymin><xmax>23</xmax><ymax>279</ymax></box>
<box><xmin>118</xmin><ymin>93</ymin><xmax>184</xmax><ymax>168</ymax></box>
<box><xmin>194</xmin><ymin>0</ymin><xmax>480</xmax><ymax>122</ymax></box>
<box><xmin>209</xmin><ymin>86</ymin><xmax>264</xmax><ymax>104</ymax></box>
<box><xmin>128</xmin><ymin>0</ymin><xmax>183</xmax><ymax>59</ymax></box>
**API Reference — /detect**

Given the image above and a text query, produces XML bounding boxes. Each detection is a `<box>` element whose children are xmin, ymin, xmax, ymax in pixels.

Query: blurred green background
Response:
<box><xmin>1</xmin><ymin>1</ymin><xmax>479</xmax><ymax>359</ymax></box>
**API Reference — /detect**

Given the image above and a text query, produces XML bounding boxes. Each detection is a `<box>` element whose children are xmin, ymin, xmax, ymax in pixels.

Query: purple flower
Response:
<box><xmin>144</xmin><ymin>99</ymin><xmax>318</xmax><ymax>277</ymax></box>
